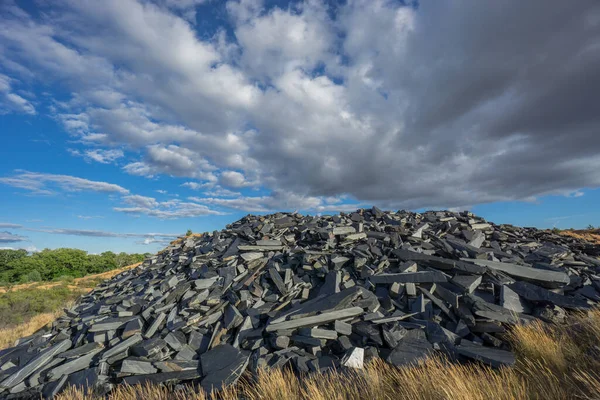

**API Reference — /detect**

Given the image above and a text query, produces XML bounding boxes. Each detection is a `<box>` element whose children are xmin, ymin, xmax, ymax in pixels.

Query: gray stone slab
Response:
<box><xmin>457</xmin><ymin>340</ymin><xmax>515</xmax><ymax>368</ymax></box>
<box><xmin>131</xmin><ymin>338</ymin><xmax>167</xmax><ymax>358</ymax></box>
<box><xmin>451</xmin><ymin>275</ymin><xmax>482</xmax><ymax>293</ymax></box>
<box><xmin>370</xmin><ymin>271</ymin><xmax>448</xmax><ymax>284</ymax></box>
<box><xmin>200</xmin><ymin>344</ymin><xmax>249</xmax><ymax>392</ymax></box>
<box><xmin>461</xmin><ymin>258</ymin><xmax>570</xmax><ymax>288</ymax></box>
<box><xmin>0</xmin><ymin>339</ymin><xmax>72</xmax><ymax>389</ymax></box>
<box><xmin>101</xmin><ymin>333</ymin><xmax>142</xmax><ymax>360</ymax></box>
<box><xmin>386</xmin><ymin>336</ymin><xmax>433</xmax><ymax>367</ymax></box>
<box><xmin>57</xmin><ymin>342</ymin><xmax>104</xmax><ymax>359</ymax></box>
<box><xmin>193</xmin><ymin>277</ymin><xmax>219</xmax><ymax>290</ymax></box>
<box><xmin>47</xmin><ymin>346</ymin><xmax>103</xmax><ymax>380</ymax></box>
<box><xmin>266</xmin><ymin>307</ymin><xmax>364</xmax><ymax>332</ymax></box>
<box><xmin>122</xmin><ymin>369</ymin><xmax>201</xmax><ymax>385</ymax></box>
<box><xmin>121</xmin><ymin>359</ymin><xmax>158</xmax><ymax>375</ymax></box>
<box><xmin>508</xmin><ymin>281</ymin><xmax>590</xmax><ymax>309</ymax></box>
<box><xmin>393</xmin><ymin>249</ymin><xmax>487</xmax><ymax>274</ymax></box>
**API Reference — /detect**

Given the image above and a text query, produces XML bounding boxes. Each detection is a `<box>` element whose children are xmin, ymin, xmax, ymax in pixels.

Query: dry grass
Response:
<box><xmin>0</xmin><ymin>308</ymin><xmax>65</xmax><ymax>349</ymax></box>
<box><xmin>559</xmin><ymin>229</ymin><xmax>600</xmax><ymax>245</ymax></box>
<box><xmin>52</xmin><ymin>310</ymin><xmax>600</xmax><ymax>400</ymax></box>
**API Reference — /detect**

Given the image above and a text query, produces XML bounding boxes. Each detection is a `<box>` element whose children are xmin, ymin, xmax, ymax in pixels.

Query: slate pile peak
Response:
<box><xmin>2</xmin><ymin>208</ymin><xmax>600</xmax><ymax>399</ymax></box>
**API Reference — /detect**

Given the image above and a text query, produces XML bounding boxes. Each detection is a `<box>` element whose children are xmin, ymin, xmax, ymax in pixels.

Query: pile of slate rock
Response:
<box><xmin>2</xmin><ymin>208</ymin><xmax>600</xmax><ymax>399</ymax></box>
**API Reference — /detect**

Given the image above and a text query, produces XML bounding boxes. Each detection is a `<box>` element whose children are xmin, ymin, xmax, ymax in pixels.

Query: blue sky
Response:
<box><xmin>1</xmin><ymin>0</ymin><xmax>599</xmax><ymax>253</ymax></box>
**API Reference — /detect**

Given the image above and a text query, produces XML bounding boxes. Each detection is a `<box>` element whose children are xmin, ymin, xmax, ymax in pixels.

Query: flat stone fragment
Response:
<box><xmin>332</xmin><ymin>226</ymin><xmax>356</xmax><ymax>235</ymax></box>
<box><xmin>341</xmin><ymin>347</ymin><xmax>364</xmax><ymax>369</ymax></box>
<box><xmin>121</xmin><ymin>359</ymin><xmax>158</xmax><ymax>375</ymax></box>
<box><xmin>334</xmin><ymin>320</ymin><xmax>353</xmax><ymax>336</ymax></box>
<box><xmin>200</xmin><ymin>344</ymin><xmax>249</xmax><ymax>392</ymax></box>
<box><xmin>451</xmin><ymin>275</ymin><xmax>482</xmax><ymax>293</ymax></box>
<box><xmin>47</xmin><ymin>347</ymin><xmax>103</xmax><ymax>380</ymax></box>
<box><xmin>457</xmin><ymin>341</ymin><xmax>515</xmax><ymax>368</ymax></box>
<box><xmin>193</xmin><ymin>277</ymin><xmax>220</xmax><ymax>290</ymax></box>
<box><xmin>101</xmin><ymin>333</ymin><xmax>143</xmax><ymax>360</ymax></box>
<box><xmin>508</xmin><ymin>281</ymin><xmax>590</xmax><ymax>309</ymax></box>
<box><xmin>0</xmin><ymin>339</ymin><xmax>72</xmax><ymax>389</ymax></box>
<box><xmin>461</xmin><ymin>259</ymin><xmax>570</xmax><ymax>288</ymax></box>
<box><xmin>131</xmin><ymin>338</ymin><xmax>167</xmax><ymax>358</ymax></box>
<box><xmin>393</xmin><ymin>249</ymin><xmax>487</xmax><ymax>274</ymax></box>
<box><xmin>57</xmin><ymin>342</ymin><xmax>104</xmax><ymax>359</ymax></box>
<box><xmin>370</xmin><ymin>271</ymin><xmax>447</xmax><ymax>284</ymax></box>
<box><xmin>42</xmin><ymin>374</ymin><xmax>68</xmax><ymax>399</ymax></box>
<box><xmin>386</xmin><ymin>336</ymin><xmax>433</xmax><ymax>367</ymax></box>
<box><xmin>240</xmin><ymin>252</ymin><xmax>263</xmax><ymax>262</ymax></box>
<box><xmin>122</xmin><ymin>369</ymin><xmax>201</xmax><ymax>386</ymax></box>
<box><xmin>499</xmin><ymin>285</ymin><xmax>529</xmax><ymax>313</ymax></box>
<box><xmin>266</xmin><ymin>307</ymin><xmax>364</xmax><ymax>332</ymax></box>
<box><xmin>144</xmin><ymin>313</ymin><xmax>166</xmax><ymax>339</ymax></box>
<box><xmin>298</xmin><ymin>328</ymin><xmax>338</xmax><ymax>340</ymax></box>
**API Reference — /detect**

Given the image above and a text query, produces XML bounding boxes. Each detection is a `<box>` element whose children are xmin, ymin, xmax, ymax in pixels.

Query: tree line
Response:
<box><xmin>0</xmin><ymin>248</ymin><xmax>149</xmax><ymax>285</ymax></box>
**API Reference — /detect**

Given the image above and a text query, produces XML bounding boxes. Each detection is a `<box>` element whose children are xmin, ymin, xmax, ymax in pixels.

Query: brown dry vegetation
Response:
<box><xmin>52</xmin><ymin>310</ymin><xmax>600</xmax><ymax>400</ymax></box>
<box><xmin>560</xmin><ymin>229</ymin><xmax>600</xmax><ymax>245</ymax></box>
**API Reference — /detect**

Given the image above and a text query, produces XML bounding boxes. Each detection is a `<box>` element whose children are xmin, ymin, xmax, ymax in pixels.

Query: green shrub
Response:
<box><xmin>24</xmin><ymin>270</ymin><xmax>42</xmax><ymax>283</ymax></box>
<box><xmin>0</xmin><ymin>248</ymin><xmax>148</xmax><ymax>285</ymax></box>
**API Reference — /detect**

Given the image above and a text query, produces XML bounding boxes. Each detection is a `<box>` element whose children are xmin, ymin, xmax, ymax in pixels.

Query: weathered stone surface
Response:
<box><xmin>121</xmin><ymin>359</ymin><xmax>158</xmax><ymax>375</ymax></box>
<box><xmin>457</xmin><ymin>341</ymin><xmax>515</xmax><ymax>368</ymax></box>
<box><xmin>266</xmin><ymin>307</ymin><xmax>364</xmax><ymax>332</ymax></box>
<box><xmin>508</xmin><ymin>281</ymin><xmax>590</xmax><ymax>309</ymax></box>
<box><xmin>462</xmin><ymin>259</ymin><xmax>570</xmax><ymax>288</ymax></box>
<box><xmin>341</xmin><ymin>347</ymin><xmax>364</xmax><ymax>369</ymax></box>
<box><xmin>370</xmin><ymin>271</ymin><xmax>448</xmax><ymax>284</ymax></box>
<box><xmin>0</xmin><ymin>339</ymin><xmax>71</xmax><ymax>389</ymax></box>
<box><xmin>386</xmin><ymin>336</ymin><xmax>433</xmax><ymax>367</ymax></box>
<box><xmin>200</xmin><ymin>344</ymin><xmax>249</xmax><ymax>392</ymax></box>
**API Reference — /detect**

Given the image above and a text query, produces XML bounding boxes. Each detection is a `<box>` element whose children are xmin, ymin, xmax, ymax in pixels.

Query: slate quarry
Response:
<box><xmin>1</xmin><ymin>209</ymin><xmax>599</xmax><ymax>398</ymax></box>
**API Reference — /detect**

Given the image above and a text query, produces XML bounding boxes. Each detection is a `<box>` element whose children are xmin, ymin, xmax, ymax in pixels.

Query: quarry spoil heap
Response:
<box><xmin>1</xmin><ymin>208</ymin><xmax>599</xmax><ymax>399</ymax></box>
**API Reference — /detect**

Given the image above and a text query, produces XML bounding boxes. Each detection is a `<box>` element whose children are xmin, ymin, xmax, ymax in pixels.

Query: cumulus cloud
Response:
<box><xmin>0</xmin><ymin>171</ymin><xmax>130</xmax><ymax>195</ymax></box>
<box><xmin>1</xmin><ymin>0</ymin><xmax>600</xmax><ymax>211</ymax></box>
<box><xmin>0</xmin><ymin>231</ymin><xmax>27</xmax><ymax>243</ymax></box>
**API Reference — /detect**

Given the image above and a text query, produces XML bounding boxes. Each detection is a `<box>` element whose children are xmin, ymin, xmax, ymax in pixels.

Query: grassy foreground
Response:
<box><xmin>51</xmin><ymin>310</ymin><xmax>600</xmax><ymax>400</ymax></box>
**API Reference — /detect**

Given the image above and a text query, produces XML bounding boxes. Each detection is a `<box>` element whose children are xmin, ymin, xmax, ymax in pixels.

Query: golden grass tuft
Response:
<box><xmin>0</xmin><ymin>308</ymin><xmax>64</xmax><ymax>349</ymax></box>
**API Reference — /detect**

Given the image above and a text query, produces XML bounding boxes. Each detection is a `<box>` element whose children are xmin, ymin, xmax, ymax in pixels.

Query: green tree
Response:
<box><xmin>587</xmin><ymin>224</ymin><xmax>595</xmax><ymax>230</ymax></box>
<box><xmin>186</xmin><ymin>229</ymin><xmax>193</xmax><ymax>236</ymax></box>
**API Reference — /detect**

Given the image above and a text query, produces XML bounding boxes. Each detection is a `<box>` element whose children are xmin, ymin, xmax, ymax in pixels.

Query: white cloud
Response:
<box><xmin>27</xmin><ymin>227</ymin><xmax>178</xmax><ymax>239</ymax></box>
<box><xmin>69</xmin><ymin>148</ymin><xmax>124</xmax><ymax>164</ymax></box>
<box><xmin>0</xmin><ymin>73</ymin><xmax>35</xmax><ymax>115</ymax></box>
<box><xmin>189</xmin><ymin>191</ymin><xmax>353</xmax><ymax>213</ymax></box>
<box><xmin>0</xmin><ymin>231</ymin><xmax>27</xmax><ymax>243</ymax></box>
<box><xmin>0</xmin><ymin>223</ymin><xmax>22</xmax><ymax>229</ymax></box>
<box><xmin>220</xmin><ymin>170</ymin><xmax>250</xmax><ymax>188</ymax></box>
<box><xmin>123</xmin><ymin>194</ymin><xmax>159</xmax><ymax>209</ymax></box>
<box><xmin>0</xmin><ymin>171</ymin><xmax>130</xmax><ymax>195</ymax></box>
<box><xmin>77</xmin><ymin>215</ymin><xmax>104</xmax><ymax>220</ymax></box>
<box><xmin>1</xmin><ymin>0</ymin><xmax>599</xmax><ymax>212</ymax></box>
<box><xmin>114</xmin><ymin>199</ymin><xmax>225</xmax><ymax>218</ymax></box>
